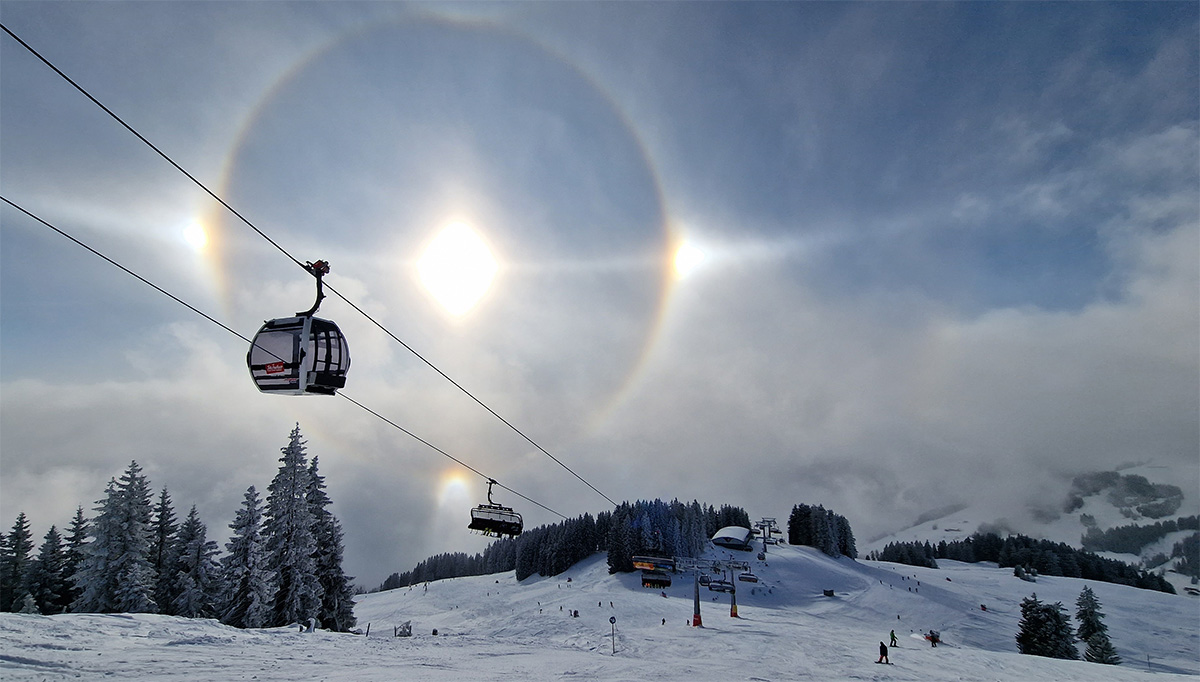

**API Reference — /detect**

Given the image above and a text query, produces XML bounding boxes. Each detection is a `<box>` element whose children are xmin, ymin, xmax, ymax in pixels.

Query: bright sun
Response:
<box><xmin>673</xmin><ymin>240</ymin><xmax>706</xmax><ymax>280</ymax></box>
<box><xmin>183</xmin><ymin>221</ymin><xmax>208</xmax><ymax>252</ymax></box>
<box><xmin>418</xmin><ymin>222</ymin><xmax>497</xmax><ymax>317</ymax></box>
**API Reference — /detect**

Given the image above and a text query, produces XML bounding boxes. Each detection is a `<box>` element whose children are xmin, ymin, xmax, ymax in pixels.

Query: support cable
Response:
<box><xmin>0</xmin><ymin>22</ymin><xmax>618</xmax><ymax>510</ymax></box>
<box><xmin>0</xmin><ymin>195</ymin><xmax>567</xmax><ymax>521</ymax></box>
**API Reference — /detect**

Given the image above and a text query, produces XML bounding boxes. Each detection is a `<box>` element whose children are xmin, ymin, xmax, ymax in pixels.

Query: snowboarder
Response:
<box><xmin>877</xmin><ymin>642</ymin><xmax>889</xmax><ymax>664</ymax></box>
<box><xmin>890</xmin><ymin>630</ymin><xmax>898</xmax><ymax>647</ymax></box>
<box><xmin>928</xmin><ymin>630</ymin><xmax>940</xmax><ymax>647</ymax></box>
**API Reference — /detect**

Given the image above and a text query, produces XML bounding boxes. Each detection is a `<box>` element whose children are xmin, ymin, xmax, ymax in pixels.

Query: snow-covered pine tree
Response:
<box><xmin>171</xmin><ymin>505</ymin><xmax>220</xmax><ymax>618</ymax></box>
<box><xmin>1016</xmin><ymin>593</ymin><xmax>1078</xmax><ymax>659</ymax></box>
<box><xmin>1043</xmin><ymin>599</ymin><xmax>1079</xmax><ymax>660</ymax></box>
<box><xmin>61</xmin><ymin>507</ymin><xmax>89</xmax><ymax>610</ymax></box>
<box><xmin>1076</xmin><ymin>586</ymin><xmax>1120</xmax><ymax>665</ymax></box>
<box><xmin>220</xmin><ymin>486</ymin><xmax>274</xmax><ymax>629</ymax></box>
<box><xmin>26</xmin><ymin>525</ymin><xmax>68</xmax><ymax>614</ymax></box>
<box><xmin>110</xmin><ymin>461</ymin><xmax>158</xmax><ymax>613</ymax></box>
<box><xmin>151</xmin><ymin>487</ymin><xmax>180</xmax><ymax>615</ymax></box>
<box><xmin>0</xmin><ymin>512</ymin><xmax>34</xmax><ymax>611</ymax></box>
<box><xmin>788</xmin><ymin>504</ymin><xmax>812</xmax><ymax>546</ymax></box>
<box><xmin>810</xmin><ymin>505</ymin><xmax>831</xmax><ymax>555</ymax></box>
<box><xmin>263</xmin><ymin>425</ymin><xmax>321</xmax><ymax>627</ymax></box>
<box><xmin>307</xmin><ymin>457</ymin><xmax>356</xmax><ymax>632</ymax></box>
<box><xmin>824</xmin><ymin>509</ymin><xmax>841</xmax><ymax>557</ymax></box>
<box><xmin>72</xmin><ymin>479</ymin><xmax>121</xmax><ymax>612</ymax></box>
<box><xmin>73</xmin><ymin>463</ymin><xmax>159</xmax><ymax>613</ymax></box>
<box><xmin>836</xmin><ymin>514</ymin><xmax>857</xmax><ymax>559</ymax></box>
<box><xmin>605</xmin><ymin>506</ymin><xmax>634</xmax><ymax>574</ymax></box>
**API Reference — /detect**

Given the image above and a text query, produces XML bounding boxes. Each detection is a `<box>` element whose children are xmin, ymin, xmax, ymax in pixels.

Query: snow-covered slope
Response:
<box><xmin>3</xmin><ymin>545</ymin><xmax>1197</xmax><ymax>681</ymax></box>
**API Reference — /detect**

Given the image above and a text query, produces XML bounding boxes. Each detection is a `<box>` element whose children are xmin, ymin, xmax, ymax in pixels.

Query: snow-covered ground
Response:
<box><xmin>2</xmin><ymin>544</ymin><xmax>1197</xmax><ymax>681</ymax></box>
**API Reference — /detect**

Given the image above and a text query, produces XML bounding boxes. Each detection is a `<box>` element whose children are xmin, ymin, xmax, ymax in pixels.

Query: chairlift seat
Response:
<box><xmin>468</xmin><ymin>503</ymin><xmax>523</xmax><ymax>537</ymax></box>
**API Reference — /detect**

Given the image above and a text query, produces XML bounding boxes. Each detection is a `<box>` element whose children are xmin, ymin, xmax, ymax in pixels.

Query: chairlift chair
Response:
<box><xmin>468</xmin><ymin>479</ymin><xmax>523</xmax><ymax>538</ymax></box>
<box><xmin>247</xmin><ymin>260</ymin><xmax>350</xmax><ymax>395</ymax></box>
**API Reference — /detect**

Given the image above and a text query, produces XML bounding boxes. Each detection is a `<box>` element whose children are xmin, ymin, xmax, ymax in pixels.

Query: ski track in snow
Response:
<box><xmin>1</xmin><ymin>546</ymin><xmax>1197</xmax><ymax>681</ymax></box>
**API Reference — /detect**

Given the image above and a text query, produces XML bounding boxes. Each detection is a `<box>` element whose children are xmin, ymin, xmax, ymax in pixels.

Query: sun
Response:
<box><xmin>183</xmin><ymin>221</ymin><xmax>208</xmax><ymax>252</ymax></box>
<box><xmin>418</xmin><ymin>222</ymin><xmax>498</xmax><ymax>316</ymax></box>
<box><xmin>673</xmin><ymin>240</ymin><xmax>706</xmax><ymax>280</ymax></box>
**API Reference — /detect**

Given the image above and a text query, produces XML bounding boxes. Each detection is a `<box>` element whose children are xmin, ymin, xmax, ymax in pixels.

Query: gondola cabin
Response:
<box><xmin>248</xmin><ymin>315</ymin><xmax>349</xmax><ymax>395</ymax></box>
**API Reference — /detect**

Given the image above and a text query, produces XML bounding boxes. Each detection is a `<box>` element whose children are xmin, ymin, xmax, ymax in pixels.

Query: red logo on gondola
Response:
<box><xmin>265</xmin><ymin>362</ymin><xmax>285</xmax><ymax>374</ymax></box>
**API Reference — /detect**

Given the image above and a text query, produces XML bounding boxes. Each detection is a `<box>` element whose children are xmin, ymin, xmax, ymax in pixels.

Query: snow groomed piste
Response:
<box><xmin>8</xmin><ymin>541</ymin><xmax>1191</xmax><ymax>681</ymax></box>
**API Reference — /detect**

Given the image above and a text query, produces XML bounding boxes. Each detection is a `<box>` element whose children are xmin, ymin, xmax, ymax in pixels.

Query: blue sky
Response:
<box><xmin>1</xmin><ymin>2</ymin><xmax>1196</xmax><ymax>587</ymax></box>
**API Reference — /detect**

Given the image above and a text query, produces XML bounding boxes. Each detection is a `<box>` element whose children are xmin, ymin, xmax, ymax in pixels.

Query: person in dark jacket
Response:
<box><xmin>877</xmin><ymin>642</ymin><xmax>889</xmax><ymax>664</ymax></box>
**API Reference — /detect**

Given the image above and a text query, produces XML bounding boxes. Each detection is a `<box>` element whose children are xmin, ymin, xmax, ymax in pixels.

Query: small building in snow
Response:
<box><xmin>711</xmin><ymin>526</ymin><xmax>753</xmax><ymax>551</ymax></box>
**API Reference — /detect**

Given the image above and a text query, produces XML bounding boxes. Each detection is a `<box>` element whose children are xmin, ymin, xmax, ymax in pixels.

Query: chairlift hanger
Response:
<box><xmin>247</xmin><ymin>260</ymin><xmax>350</xmax><ymax>396</ymax></box>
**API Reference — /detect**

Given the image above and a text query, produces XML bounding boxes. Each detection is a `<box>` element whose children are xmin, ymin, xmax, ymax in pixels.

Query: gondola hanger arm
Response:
<box><xmin>297</xmin><ymin>260</ymin><xmax>330</xmax><ymax>317</ymax></box>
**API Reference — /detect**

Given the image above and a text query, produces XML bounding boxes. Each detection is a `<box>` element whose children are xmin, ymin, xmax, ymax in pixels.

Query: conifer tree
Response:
<box><xmin>220</xmin><ymin>486</ymin><xmax>273</xmax><ymax>629</ymax></box>
<box><xmin>0</xmin><ymin>512</ymin><xmax>34</xmax><ymax>611</ymax></box>
<box><xmin>72</xmin><ymin>479</ymin><xmax>121</xmax><ymax>612</ymax></box>
<box><xmin>1076</xmin><ymin>586</ymin><xmax>1120</xmax><ymax>665</ymax></box>
<box><xmin>788</xmin><ymin>504</ymin><xmax>812</xmax><ymax>546</ymax></box>
<box><xmin>61</xmin><ymin>507</ymin><xmax>89</xmax><ymax>610</ymax></box>
<box><xmin>1016</xmin><ymin>593</ymin><xmax>1078</xmax><ymax>659</ymax></box>
<box><xmin>307</xmin><ymin>458</ymin><xmax>356</xmax><ymax>632</ymax></box>
<box><xmin>151</xmin><ymin>488</ymin><xmax>180</xmax><ymax>615</ymax></box>
<box><xmin>26</xmin><ymin>525</ymin><xmax>67</xmax><ymax>614</ymax></box>
<box><xmin>811</xmin><ymin>505</ymin><xmax>831</xmax><ymax>554</ymax></box>
<box><xmin>110</xmin><ymin>461</ymin><xmax>158</xmax><ymax>613</ymax></box>
<box><xmin>171</xmin><ymin>506</ymin><xmax>220</xmax><ymax>618</ymax></box>
<box><xmin>73</xmin><ymin>463</ymin><xmax>158</xmax><ymax>613</ymax></box>
<box><xmin>836</xmin><ymin>514</ymin><xmax>857</xmax><ymax>559</ymax></box>
<box><xmin>263</xmin><ymin>425</ymin><xmax>321</xmax><ymax>626</ymax></box>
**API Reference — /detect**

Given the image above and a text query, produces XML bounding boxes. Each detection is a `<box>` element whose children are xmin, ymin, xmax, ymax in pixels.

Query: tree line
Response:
<box><xmin>1080</xmin><ymin>515</ymin><xmax>1198</xmax><ymax>555</ymax></box>
<box><xmin>865</xmin><ymin>532</ymin><xmax>1176</xmax><ymax>594</ymax></box>
<box><xmin>0</xmin><ymin>425</ymin><xmax>356</xmax><ymax>631</ymax></box>
<box><xmin>376</xmin><ymin>499</ymin><xmax>754</xmax><ymax>591</ymax></box>
<box><xmin>786</xmin><ymin>503</ymin><xmax>857</xmax><ymax>558</ymax></box>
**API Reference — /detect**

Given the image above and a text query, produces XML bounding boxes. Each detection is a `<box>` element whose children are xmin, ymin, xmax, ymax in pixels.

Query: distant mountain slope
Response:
<box><xmin>866</xmin><ymin>464</ymin><xmax>1199</xmax><ymax>573</ymax></box>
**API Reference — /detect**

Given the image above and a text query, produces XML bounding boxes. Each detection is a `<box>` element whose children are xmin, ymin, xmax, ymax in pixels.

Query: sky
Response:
<box><xmin>1</xmin><ymin>1</ymin><xmax>1197</xmax><ymax>589</ymax></box>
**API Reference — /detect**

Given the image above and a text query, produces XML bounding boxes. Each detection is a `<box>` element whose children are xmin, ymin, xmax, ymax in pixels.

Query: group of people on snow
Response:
<box><xmin>877</xmin><ymin>627</ymin><xmax>940</xmax><ymax>664</ymax></box>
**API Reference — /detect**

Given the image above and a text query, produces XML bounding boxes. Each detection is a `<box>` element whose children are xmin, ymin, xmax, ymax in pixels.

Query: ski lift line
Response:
<box><xmin>322</xmin><ymin>280</ymin><xmax>619</xmax><ymax>509</ymax></box>
<box><xmin>0</xmin><ymin>23</ymin><xmax>304</xmax><ymax>272</ymax></box>
<box><xmin>337</xmin><ymin>393</ymin><xmax>567</xmax><ymax>520</ymax></box>
<box><xmin>1</xmin><ymin>23</ymin><xmax>619</xmax><ymax>511</ymax></box>
<box><xmin>0</xmin><ymin>195</ymin><xmax>260</xmax><ymax>352</ymax></box>
<box><xmin>0</xmin><ymin>197</ymin><xmax>566</xmax><ymax>523</ymax></box>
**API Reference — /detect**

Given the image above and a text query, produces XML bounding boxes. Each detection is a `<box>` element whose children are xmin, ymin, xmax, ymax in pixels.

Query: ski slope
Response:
<box><xmin>2</xmin><ymin>545</ymin><xmax>1197</xmax><ymax>681</ymax></box>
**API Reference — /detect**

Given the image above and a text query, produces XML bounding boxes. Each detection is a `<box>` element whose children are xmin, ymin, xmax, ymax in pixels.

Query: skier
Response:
<box><xmin>890</xmin><ymin>629</ymin><xmax>898</xmax><ymax>647</ymax></box>
<box><xmin>877</xmin><ymin>642</ymin><xmax>889</xmax><ymax>664</ymax></box>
